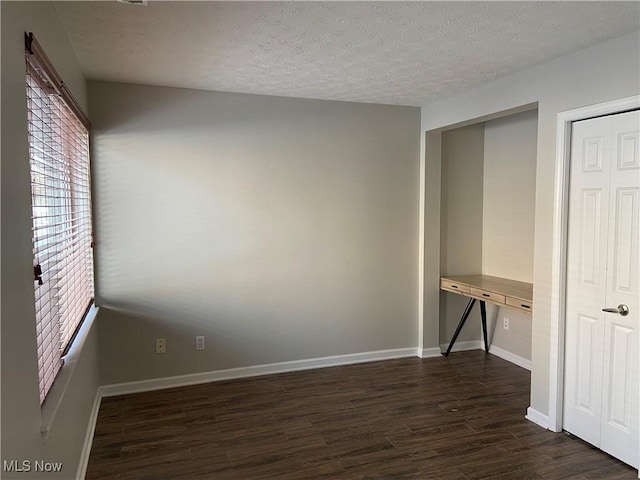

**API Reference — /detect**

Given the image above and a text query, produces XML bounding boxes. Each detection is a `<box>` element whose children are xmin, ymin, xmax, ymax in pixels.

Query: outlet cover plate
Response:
<box><xmin>156</xmin><ymin>338</ymin><xmax>166</xmax><ymax>354</ymax></box>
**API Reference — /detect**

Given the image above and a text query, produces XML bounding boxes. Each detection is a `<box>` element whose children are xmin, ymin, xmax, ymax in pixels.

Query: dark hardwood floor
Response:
<box><xmin>86</xmin><ymin>351</ymin><xmax>637</xmax><ymax>479</ymax></box>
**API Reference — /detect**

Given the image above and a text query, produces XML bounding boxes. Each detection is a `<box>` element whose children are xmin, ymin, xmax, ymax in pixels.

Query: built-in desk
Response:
<box><xmin>440</xmin><ymin>275</ymin><xmax>533</xmax><ymax>356</ymax></box>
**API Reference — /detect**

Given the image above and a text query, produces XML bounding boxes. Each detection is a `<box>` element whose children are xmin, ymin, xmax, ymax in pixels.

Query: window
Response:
<box><xmin>24</xmin><ymin>33</ymin><xmax>94</xmax><ymax>404</ymax></box>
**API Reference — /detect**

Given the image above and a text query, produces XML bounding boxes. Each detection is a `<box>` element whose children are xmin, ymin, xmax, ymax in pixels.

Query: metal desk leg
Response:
<box><xmin>480</xmin><ymin>300</ymin><xmax>489</xmax><ymax>353</ymax></box>
<box><xmin>443</xmin><ymin>298</ymin><xmax>476</xmax><ymax>357</ymax></box>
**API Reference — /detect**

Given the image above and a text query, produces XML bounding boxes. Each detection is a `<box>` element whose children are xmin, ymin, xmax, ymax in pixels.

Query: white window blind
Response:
<box><xmin>25</xmin><ymin>33</ymin><xmax>94</xmax><ymax>404</ymax></box>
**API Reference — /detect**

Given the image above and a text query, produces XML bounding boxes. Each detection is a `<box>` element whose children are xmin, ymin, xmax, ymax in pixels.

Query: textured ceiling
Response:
<box><xmin>54</xmin><ymin>1</ymin><xmax>640</xmax><ymax>106</ymax></box>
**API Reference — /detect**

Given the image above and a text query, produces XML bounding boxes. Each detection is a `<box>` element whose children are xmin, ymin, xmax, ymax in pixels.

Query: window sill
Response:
<box><xmin>40</xmin><ymin>304</ymin><xmax>99</xmax><ymax>441</ymax></box>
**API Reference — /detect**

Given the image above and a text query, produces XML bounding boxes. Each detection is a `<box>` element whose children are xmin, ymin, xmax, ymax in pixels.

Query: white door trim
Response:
<box><xmin>548</xmin><ymin>94</ymin><xmax>640</xmax><ymax>433</ymax></box>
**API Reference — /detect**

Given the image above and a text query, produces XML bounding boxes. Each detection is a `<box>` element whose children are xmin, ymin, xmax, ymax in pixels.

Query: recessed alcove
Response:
<box><xmin>436</xmin><ymin>107</ymin><xmax>538</xmax><ymax>363</ymax></box>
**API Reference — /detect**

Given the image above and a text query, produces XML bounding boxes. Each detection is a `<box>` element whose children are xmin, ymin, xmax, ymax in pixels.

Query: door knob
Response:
<box><xmin>602</xmin><ymin>304</ymin><xmax>630</xmax><ymax>316</ymax></box>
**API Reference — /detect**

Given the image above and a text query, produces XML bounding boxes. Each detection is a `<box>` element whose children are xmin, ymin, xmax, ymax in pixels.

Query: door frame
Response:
<box><xmin>548</xmin><ymin>94</ymin><xmax>640</xmax><ymax>434</ymax></box>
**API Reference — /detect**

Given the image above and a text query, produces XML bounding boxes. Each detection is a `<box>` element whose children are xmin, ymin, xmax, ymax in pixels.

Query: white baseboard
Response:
<box><xmin>419</xmin><ymin>347</ymin><xmax>442</xmax><ymax>358</ymax></box>
<box><xmin>525</xmin><ymin>407</ymin><xmax>549</xmax><ymax>429</ymax></box>
<box><xmin>76</xmin><ymin>390</ymin><xmax>102</xmax><ymax>480</ymax></box>
<box><xmin>439</xmin><ymin>340</ymin><xmax>482</xmax><ymax>354</ymax></box>
<box><xmin>101</xmin><ymin>347</ymin><xmax>418</xmax><ymax>397</ymax></box>
<box><xmin>489</xmin><ymin>345</ymin><xmax>532</xmax><ymax>371</ymax></box>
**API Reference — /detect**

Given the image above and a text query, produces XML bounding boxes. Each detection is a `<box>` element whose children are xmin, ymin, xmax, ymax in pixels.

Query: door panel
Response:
<box><xmin>618</xmin><ymin>132</ymin><xmax>639</xmax><ymax>171</ymax></box>
<box><xmin>579</xmin><ymin>189</ymin><xmax>603</xmax><ymax>286</ymax></box>
<box><xmin>564</xmin><ymin>116</ymin><xmax>610</xmax><ymax>447</ymax></box>
<box><xmin>607</xmin><ymin>322</ymin><xmax>633</xmax><ymax>428</ymax></box>
<box><xmin>583</xmin><ymin>137</ymin><xmax>605</xmax><ymax>172</ymax></box>
<box><xmin>576</xmin><ymin>314</ymin><xmax>599</xmax><ymax>412</ymax></box>
<box><xmin>565</xmin><ymin>110</ymin><xmax>639</xmax><ymax>469</ymax></box>
<box><xmin>601</xmin><ymin>111</ymin><xmax>639</xmax><ymax>467</ymax></box>
<box><xmin>612</xmin><ymin>188</ymin><xmax>638</xmax><ymax>293</ymax></box>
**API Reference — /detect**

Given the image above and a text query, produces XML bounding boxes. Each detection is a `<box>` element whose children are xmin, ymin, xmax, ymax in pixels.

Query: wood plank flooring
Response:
<box><xmin>86</xmin><ymin>351</ymin><xmax>637</xmax><ymax>479</ymax></box>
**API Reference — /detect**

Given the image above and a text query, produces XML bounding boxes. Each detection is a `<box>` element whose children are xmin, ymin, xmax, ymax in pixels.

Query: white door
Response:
<box><xmin>564</xmin><ymin>109</ymin><xmax>639</xmax><ymax>468</ymax></box>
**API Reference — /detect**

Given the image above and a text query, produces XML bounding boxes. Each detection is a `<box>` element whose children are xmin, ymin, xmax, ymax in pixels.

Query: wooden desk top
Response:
<box><xmin>441</xmin><ymin>275</ymin><xmax>532</xmax><ymax>301</ymax></box>
<box><xmin>440</xmin><ymin>274</ymin><xmax>533</xmax><ymax>313</ymax></box>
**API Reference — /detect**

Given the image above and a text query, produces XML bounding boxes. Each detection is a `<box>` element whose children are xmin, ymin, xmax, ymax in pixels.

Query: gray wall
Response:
<box><xmin>89</xmin><ymin>81</ymin><xmax>421</xmax><ymax>385</ymax></box>
<box><xmin>483</xmin><ymin>110</ymin><xmax>537</xmax><ymax>361</ymax></box>
<box><xmin>439</xmin><ymin>125</ymin><xmax>484</xmax><ymax>345</ymax></box>
<box><xmin>420</xmin><ymin>30</ymin><xmax>640</xmax><ymax>417</ymax></box>
<box><xmin>483</xmin><ymin>110</ymin><xmax>537</xmax><ymax>283</ymax></box>
<box><xmin>1</xmin><ymin>2</ymin><xmax>100</xmax><ymax>478</ymax></box>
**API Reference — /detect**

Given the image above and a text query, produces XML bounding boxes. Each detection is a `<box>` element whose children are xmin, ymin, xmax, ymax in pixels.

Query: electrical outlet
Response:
<box><xmin>503</xmin><ymin>318</ymin><xmax>510</xmax><ymax>331</ymax></box>
<box><xmin>195</xmin><ymin>336</ymin><xmax>205</xmax><ymax>351</ymax></box>
<box><xmin>155</xmin><ymin>338</ymin><xmax>166</xmax><ymax>354</ymax></box>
